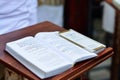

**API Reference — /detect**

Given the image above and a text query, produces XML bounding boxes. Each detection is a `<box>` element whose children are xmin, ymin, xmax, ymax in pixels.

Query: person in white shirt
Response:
<box><xmin>0</xmin><ymin>0</ymin><xmax>38</xmax><ymax>79</ymax></box>
<box><xmin>0</xmin><ymin>0</ymin><xmax>38</xmax><ymax>35</ymax></box>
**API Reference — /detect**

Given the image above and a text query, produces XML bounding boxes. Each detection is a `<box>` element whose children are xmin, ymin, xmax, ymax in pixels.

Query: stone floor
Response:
<box><xmin>89</xmin><ymin>58</ymin><xmax>111</xmax><ymax>80</ymax></box>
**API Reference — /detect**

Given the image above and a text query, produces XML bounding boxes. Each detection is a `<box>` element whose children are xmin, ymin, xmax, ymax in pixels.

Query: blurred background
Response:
<box><xmin>0</xmin><ymin>0</ymin><xmax>118</xmax><ymax>80</ymax></box>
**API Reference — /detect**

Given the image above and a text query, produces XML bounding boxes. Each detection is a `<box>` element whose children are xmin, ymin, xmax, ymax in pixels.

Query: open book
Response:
<box><xmin>59</xmin><ymin>29</ymin><xmax>106</xmax><ymax>54</ymax></box>
<box><xmin>5</xmin><ymin>29</ymin><xmax>105</xmax><ymax>79</ymax></box>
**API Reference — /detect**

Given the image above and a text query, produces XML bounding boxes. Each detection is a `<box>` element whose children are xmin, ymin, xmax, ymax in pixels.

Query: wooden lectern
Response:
<box><xmin>0</xmin><ymin>21</ymin><xmax>114</xmax><ymax>80</ymax></box>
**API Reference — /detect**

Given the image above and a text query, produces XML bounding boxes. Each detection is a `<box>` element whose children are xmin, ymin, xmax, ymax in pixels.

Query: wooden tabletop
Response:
<box><xmin>0</xmin><ymin>21</ymin><xmax>114</xmax><ymax>80</ymax></box>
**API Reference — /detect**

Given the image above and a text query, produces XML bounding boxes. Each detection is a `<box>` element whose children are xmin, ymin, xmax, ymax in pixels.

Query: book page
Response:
<box><xmin>35</xmin><ymin>32</ymin><xmax>97</xmax><ymax>64</ymax></box>
<box><xmin>59</xmin><ymin>29</ymin><xmax>106</xmax><ymax>53</ymax></box>
<box><xmin>6</xmin><ymin>36</ymin><xmax>72</xmax><ymax>78</ymax></box>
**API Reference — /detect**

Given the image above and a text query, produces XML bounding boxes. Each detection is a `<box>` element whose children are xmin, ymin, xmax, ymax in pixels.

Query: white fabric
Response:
<box><xmin>102</xmin><ymin>2</ymin><xmax>115</xmax><ymax>34</ymax></box>
<box><xmin>0</xmin><ymin>0</ymin><xmax>38</xmax><ymax>34</ymax></box>
<box><xmin>37</xmin><ymin>5</ymin><xmax>63</xmax><ymax>27</ymax></box>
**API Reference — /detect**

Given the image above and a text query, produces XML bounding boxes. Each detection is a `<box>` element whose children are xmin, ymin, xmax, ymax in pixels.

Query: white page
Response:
<box><xmin>60</xmin><ymin>29</ymin><xmax>106</xmax><ymax>53</ymax></box>
<box><xmin>35</xmin><ymin>32</ymin><xmax>97</xmax><ymax>64</ymax></box>
<box><xmin>6</xmin><ymin>36</ymin><xmax>72</xmax><ymax>73</ymax></box>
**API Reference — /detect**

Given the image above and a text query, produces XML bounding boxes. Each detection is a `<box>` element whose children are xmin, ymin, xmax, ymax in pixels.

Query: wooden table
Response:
<box><xmin>0</xmin><ymin>21</ymin><xmax>114</xmax><ymax>80</ymax></box>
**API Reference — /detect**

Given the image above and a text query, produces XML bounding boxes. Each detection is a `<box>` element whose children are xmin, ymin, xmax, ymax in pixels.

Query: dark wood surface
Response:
<box><xmin>64</xmin><ymin>0</ymin><xmax>89</xmax><ymax>35</ymax></box>
<box><xmin>0</xmin><ymin>21</ymin><xmax>114</xmax><ymax>80</ymax></box>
